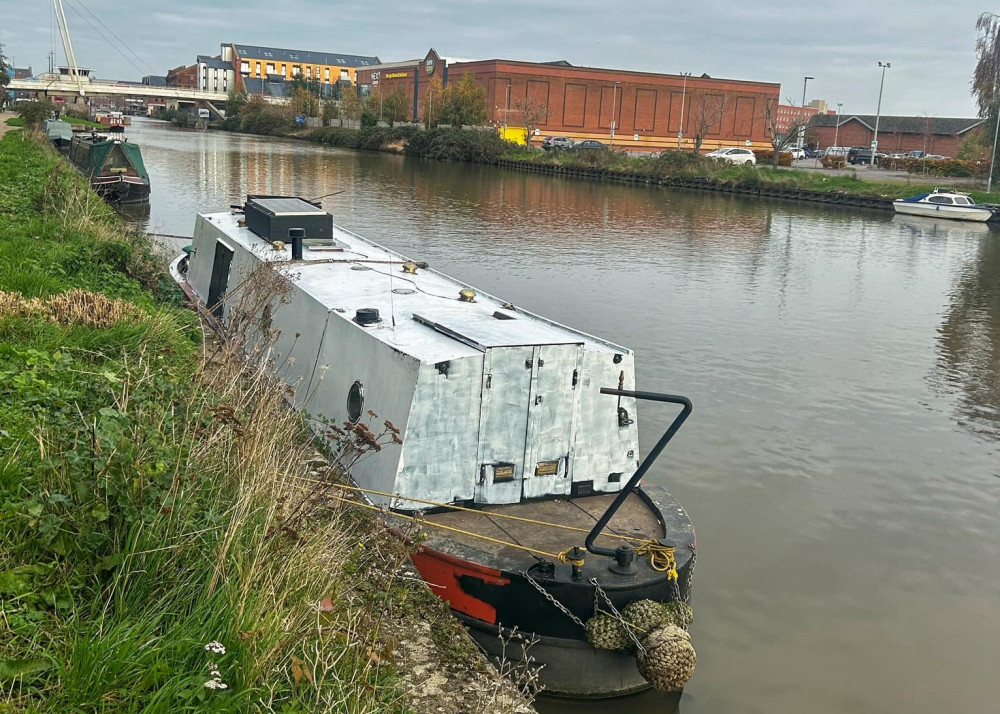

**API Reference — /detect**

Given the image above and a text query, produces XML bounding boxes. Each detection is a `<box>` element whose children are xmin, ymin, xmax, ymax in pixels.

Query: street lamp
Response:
<box><xmin>610</xmin><ymin>81</ymin><xmax>621</xmax><ymax>148</ymax></box>
<box><xmin>873</xmin><ymin>62</ymin><xmax>891</xmax><ymax>166</ymax></box>
<box><xmin>834</xmin><ymin>102</ymin><xmax>842</xmax><ymax>148</ymax></box>
<box><xmin>677</xmin><ymin>72</ymin><xmax>691</xmax><ymax>150</ymax></box>
<box><xmin>798</xmin><ymin>76</ymin><xmax>813</xmax><ymax>148</ymax></box>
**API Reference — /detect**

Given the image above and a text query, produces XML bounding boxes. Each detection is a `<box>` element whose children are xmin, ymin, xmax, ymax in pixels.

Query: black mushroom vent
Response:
<box><xmin>354</xmin><ymin>308</ymin><xmax>381</xmax><ymax>325</ymax></box>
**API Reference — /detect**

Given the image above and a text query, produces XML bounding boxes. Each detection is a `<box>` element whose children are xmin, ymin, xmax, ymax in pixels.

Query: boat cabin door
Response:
<box><xmin>475</xmin><ymin>342</ymin><xmax>583</xmax><ymax>504</ymax></box>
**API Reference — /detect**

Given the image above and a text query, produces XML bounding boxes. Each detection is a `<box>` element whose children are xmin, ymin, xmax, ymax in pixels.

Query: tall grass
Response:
<box><xmin>0</xmin><ymin>131</ymin><xmax>532</xmax><ymax>713</ymax></box>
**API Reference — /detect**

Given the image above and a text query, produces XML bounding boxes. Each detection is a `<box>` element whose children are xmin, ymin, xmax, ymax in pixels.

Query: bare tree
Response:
<box><xmin>764</xmin><ymin>99</ymin><xmax>808</xmax><ymax>169</ymax></box>
<box><xmin>0</xmin><ymin>44</ymin><xmax>10</xmax><ymax>109</ymax></box>
<box><xmin>974</xmin><ymin>13</ymin><xmax>1000</xmax><ymax>175</ymax></box>
<box><xmin>689</xmin><ymin>91</ymin><xmax>728</xmax><ymax>153</ymax></box>
<box><xmin>512</xmin><ymin>97</ymin><xmax>550</xmax><ymax>148</ymax></box>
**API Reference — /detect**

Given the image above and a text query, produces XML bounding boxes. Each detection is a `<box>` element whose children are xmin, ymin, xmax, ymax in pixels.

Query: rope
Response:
<box><xmin>296</xmin><ymin>477</ymin><xmax>665</xmax><ymax>549</ymax></box>
<box><xmin>636</xmin><ymin>543</ymin><xmax>677</xmax><ymax>577</ymax></box>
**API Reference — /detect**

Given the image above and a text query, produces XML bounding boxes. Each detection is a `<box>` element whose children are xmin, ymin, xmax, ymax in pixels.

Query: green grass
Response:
<box><xmin>0</xmin><ymin>131</ymin><xmax>448</xmax><ymax>713</ymax></box>
<box><xmin>4</xmin><ymin>117</ymin><xmax>24</xmax><ymax>127</ymax></box>
<box><xmin>62</xmin><ymin>115</ymin><xmax>101</xmax><ymax>128</ymax></box>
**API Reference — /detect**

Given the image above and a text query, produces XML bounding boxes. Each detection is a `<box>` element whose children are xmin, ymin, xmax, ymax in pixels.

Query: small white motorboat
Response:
<box><xmin>892</xmin><ymin>188</ymin><xmax>995</xmax><ymax>222</ymax></box>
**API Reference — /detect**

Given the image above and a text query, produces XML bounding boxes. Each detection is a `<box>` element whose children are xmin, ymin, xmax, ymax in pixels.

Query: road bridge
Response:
<box><xmin>8</xmin><ymin>78</ymin><xmax>229</xmax><ymax>102</ymax></box>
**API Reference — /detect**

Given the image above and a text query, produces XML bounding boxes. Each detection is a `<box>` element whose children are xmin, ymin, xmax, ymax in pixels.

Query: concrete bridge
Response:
<box><xmin>8</xmin><ymin>77</ymin><xmax>229</xmax><ymax>103</ymax></box>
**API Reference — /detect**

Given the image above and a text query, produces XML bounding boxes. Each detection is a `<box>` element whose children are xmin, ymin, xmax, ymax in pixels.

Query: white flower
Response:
<box><xmin>204</xmin><ymin>641</ymin><xmax>227</xmax><ymax>655</ymax></box>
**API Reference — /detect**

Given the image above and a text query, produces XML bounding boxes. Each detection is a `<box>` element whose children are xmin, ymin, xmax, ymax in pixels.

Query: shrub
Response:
<box><xmin>755</xmin><ymin>150</ymin><xmax>793</xmax><ymax>167</ymax></box>
<box><xmin>821</xmin><ymin>155</ymin><xmax>847</xmax><ymax>169</ymax></box>
<box><xmin>16</xmin><ymin>100</ymin><xmax>55</xmax><ymax>130</ymax></box>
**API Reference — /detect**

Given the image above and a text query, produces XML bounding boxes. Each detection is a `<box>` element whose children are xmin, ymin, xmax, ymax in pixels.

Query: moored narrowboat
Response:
<box><xmin>68</xmin><ymin>131</ymin><xmax>150</xmax><ymax>204</ymax></box>
<box><xmin>170</xmin><ymin>196</ymin><xmax>698</xmax><ymax>697</ymax></box>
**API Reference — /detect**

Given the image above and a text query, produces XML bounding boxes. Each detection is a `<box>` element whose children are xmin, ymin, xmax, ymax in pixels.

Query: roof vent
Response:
<box><xmin>354</xmin><ymin>308</ymin><xmax>381</xmax><ymax>326</ymax></box>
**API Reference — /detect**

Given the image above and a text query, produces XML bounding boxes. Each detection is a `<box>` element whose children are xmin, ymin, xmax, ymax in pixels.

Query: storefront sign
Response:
<box><xmin>385</xmin><ymin>72</ymin><xmax>409</xmax><ymax>79</ymax></box>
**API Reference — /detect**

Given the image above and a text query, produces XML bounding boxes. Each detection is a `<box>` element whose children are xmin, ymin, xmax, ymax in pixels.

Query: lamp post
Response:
<box><xmin>833</xmin><ymin>102</ymin><xmax>842</xmax><ymax>149</ymax></box>
<box><xmin>873</xmin><ymin>62</ymin><xmax>891</xmax><ymax>166</ymax></box>
<box><xmin>677</xmin><ymin>72</ymin><xmax>691</xmax><ymax>150</ymax></box>
<box><xmin>798</xmin><ymin>76</ymin><xmax>813</xmax><ymax>148</ymax></box>
<box><xmin>610</xmin><ymin>81</ymin><xmax>620</xmax><ymax>148</ymax></box>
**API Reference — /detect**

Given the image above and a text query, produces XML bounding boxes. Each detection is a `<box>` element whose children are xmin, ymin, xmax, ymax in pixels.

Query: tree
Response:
<box><xmin>17</xmin><ymin>100</ymin><xmax>55</xmax><ymax>130</ymax></box>
<box><xmin>422</xmin><ymin>76</ymin><xmax>444</xmax><ymax>128</ymax></box>
<box><xmin>689</xmin><ymin>91</ymin><xmax>728</xmax><ymax>153</ymax></box>
<box><xmin>0</xmin><ymin>44</ymin><xmax>10</xmax><ymax>109</ymax></box>
<box><xmin>763</xmin><ymin>99</ymin><xmax>808</xmax><ymax>169</ymax></box>
<box><xmin>440</xmin><ymin>73</ymin><xmax>487</xmax><ymax>127</ymax></box>
<box><xmin>512</xmin><ymin>96</ymin><xmax>550</xmax><ymax>147</ymax></box>
<box><xmin>339</xmin><ymin>86</ymin><xmax>362</xmax><ymax>128</ymax></box>
<box><xmin>381</xmin><ymin>89</ymin><xmax>410</xmax><ymax>127</ymax></box>
<box><xmin>972</xmin><ymin>12</ymin><xmax>1000</xmax><ymax>172</ymax></box>
<box><xmin>225</xmin><ymin>88</ymin><xmax>248</xmax><ymax>118</ymax></box>
<box><xmin>291</xmin><ymin>87</ymin><xmax>319</xmax><ymax>118</ymax></box>
<box><xmin>322</xmin><ymin>98</ymin><xmax>339</xmax><ymax>125</ymax></box>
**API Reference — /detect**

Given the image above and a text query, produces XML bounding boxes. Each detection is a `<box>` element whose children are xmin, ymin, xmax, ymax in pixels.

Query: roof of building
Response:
<box><xmin>243</xmin><ymin>76</ymin><xmax>291</xmax><ymax>98</ymax></box>
<box><xmin>13</xmin><ymin>67</ymin><xmax>33</xmax><ymax>79</ymax></box>
<box><xmin>809</xmin><ymin>114</ymin><xmax>983</xmax><ymax>135</ymax></box>
<box><xmin>231</xmin><ymin>44</ymin><xmax>380</xmax><ymax>68</ymax></box>
<box><xmin>197</xmin><ymin>55</ymin><xmax>234</xmax><ymax>71</ymax></box>
<box><xmin>142</xmin><ymin>75</ymin><xmax>168</xmax><ymax>86</ymax></box>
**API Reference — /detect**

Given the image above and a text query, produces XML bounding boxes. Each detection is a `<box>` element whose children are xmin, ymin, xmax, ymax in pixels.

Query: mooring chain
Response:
<box><xmin>520</xmin><ymin>570</ymin><xmax>585</xmax><ymax>629</ymax></box>
<box><xmin>683</xmin><ymin>545</ymin><xmax>697</xmax><ymax>605</ymax></box>
<box><xmin>590</xmin><ymin>578</ymin><xmax>647</xmax><ymax>656</ymax></box>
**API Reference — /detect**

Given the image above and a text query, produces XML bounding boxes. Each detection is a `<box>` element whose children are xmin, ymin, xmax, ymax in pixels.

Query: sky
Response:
<box><xmin>0</xmin><ymin>0</ymin><xmax>988</xmax><ymax>117</ymax></box>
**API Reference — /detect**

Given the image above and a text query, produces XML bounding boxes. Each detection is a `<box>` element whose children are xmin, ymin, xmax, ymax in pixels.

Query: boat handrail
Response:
<box><xmin>585</xmin><ymin>388</ymin><xmax>692</xmax><ymax>559</ymax></box>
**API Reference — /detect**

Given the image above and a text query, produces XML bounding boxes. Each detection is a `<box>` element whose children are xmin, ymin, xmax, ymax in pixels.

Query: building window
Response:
<box><xmin>255</xmin><ymin>62</ymin><xmax>261</xmax><ymax>76</ymax></box>
<box><xmin>266</xmin><ymin>63</ymin><xmax>274</xmax><ymax>75</ymax></box>
<box><xmin>340</xmin><ymin>69</ymin><xmax>349</xmax><ymax>80</ymax></box>
<box><xmin>282</xmin><ymin>64</ymin><xmax>286</xmax><ymax>74</ymax></box>
<box><xmin>240</xmin><ymin>61</ymin><xmax>249</xmax><ymax>74</ymax></box>
<box><xmin>293</xmin><ymin>65</ymin><xmax>301</xmax><ymax>76</ymax></box>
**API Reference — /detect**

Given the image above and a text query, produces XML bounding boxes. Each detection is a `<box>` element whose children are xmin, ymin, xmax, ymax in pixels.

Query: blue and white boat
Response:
<box><xmin>892</xmin><ymin>188</ymin><xmax>995</xmax><ymax>223</ymax></box>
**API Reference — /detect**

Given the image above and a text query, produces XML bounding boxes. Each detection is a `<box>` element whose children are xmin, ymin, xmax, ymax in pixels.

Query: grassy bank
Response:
<box><xmin>0</xmin><ymin>132</ymin><xmax>531</xmax><ymax>713</ymax></box>
<box><xmin>299</xmin><ymin>125</ymin><xmax>1000</xmax><ymax>204</ymax></box>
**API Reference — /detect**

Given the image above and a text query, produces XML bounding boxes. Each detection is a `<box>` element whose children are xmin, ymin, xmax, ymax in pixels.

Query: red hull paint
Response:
<box><xmin>410</xmin><ymin>546</ymin><xmax>508</xmax><ymax>625</ymax></box>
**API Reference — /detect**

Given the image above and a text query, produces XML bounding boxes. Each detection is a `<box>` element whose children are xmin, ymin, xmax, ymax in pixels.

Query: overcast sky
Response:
<box><xmin>1</xmin><ymin>0</ymin><xmax>987</xmax><ymax>117</ymax></box>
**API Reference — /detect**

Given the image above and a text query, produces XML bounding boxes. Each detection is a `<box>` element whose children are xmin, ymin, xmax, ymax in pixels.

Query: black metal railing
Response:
<box><xmin>585</xmin><ymin>389</ymin><xmax>693</xmax><ymax>558</ymax></box>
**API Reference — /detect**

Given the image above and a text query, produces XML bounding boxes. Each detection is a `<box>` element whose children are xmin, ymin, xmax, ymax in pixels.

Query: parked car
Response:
<box><xmin>788</xmin><ymin>147</ymin><xmax>806</xmax><ymax>160</ymax></box>
<box><xmin>572</xmin><ymin>139</ymin><xmax>608</xmax><ymax>151</ymax></box>
<box><xmin>923</xmin><ymin>154</ymin><xmax>946</xmax><ymax>160</ymax></box>
<box><xmin>805</xmin><ymin>147</ymin><xmax>824</xmax><ymax>158</ymax></box>
<box><xmin>823</xmin><ymin>146</ymin><xmax>849</xmax><ymax>158</ymax></box>
<box><xmin>541</xmin><ymin>136</ymin><xmax>574</xmax><ymax>151</ymax></box>
<box><xmin>705</xmin><ymin>147</ymin><xmax>757</xmax><ymax>165</ymax></box>
<box><xmin>906</xmin><ymin>150</ymin><xmax>926</xmax><ymax>159</ymax></box>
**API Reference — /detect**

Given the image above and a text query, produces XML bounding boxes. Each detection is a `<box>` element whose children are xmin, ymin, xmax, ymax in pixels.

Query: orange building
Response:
<box><xmin>356</xmin><ymin>49</ymin><xmax>780</xmax><ymax>152</ymax></box>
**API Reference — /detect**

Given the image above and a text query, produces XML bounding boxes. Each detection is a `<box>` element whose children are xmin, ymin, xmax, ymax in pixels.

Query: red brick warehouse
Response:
<box><xmin>357</xmin><ymin>49</ymin><xmax>780</xmax><ymax>153</ymax></box>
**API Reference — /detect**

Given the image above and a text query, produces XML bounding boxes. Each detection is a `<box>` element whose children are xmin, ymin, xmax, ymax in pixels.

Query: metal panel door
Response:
<box><xmin>522</xmin><ymin>344</ymin><xmax>583</xmax><ymax>499</ymax></box>
<box><xmin>206</xmin><ymin>241</ymin><xmax>233</xmax><ymax>319</ymax></box>
<box><xmin>475</xmin><ymin>346</ymin><xmax>534</xmax><ymax>505</ymax></box>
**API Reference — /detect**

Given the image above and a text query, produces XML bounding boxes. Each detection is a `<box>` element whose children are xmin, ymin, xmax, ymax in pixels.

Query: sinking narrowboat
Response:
<box><xmin>68</xmin><ymin>131</ymin><xmax>150</xmax><ymax>204</ymax></box>
<box><xmin>170</xmin><ymin>196</ymin><xmax>698</xmax><ymax>697</ymax></box>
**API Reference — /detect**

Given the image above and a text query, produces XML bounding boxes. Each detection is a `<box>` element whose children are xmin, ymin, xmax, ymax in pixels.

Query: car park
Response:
<box><xmin>705</xmin><ymin>147</ymin><xmax>757</xmax><ymax>165</ymax></box>
<box><xmin>572</xmin><ymin>139</ymin><xmax>608</xmax><ymax>150</ymax></box>
<box><xmin>541</xmin><ymin>136</ymin><xmax>574</xmax><ymax>151</ymax></box>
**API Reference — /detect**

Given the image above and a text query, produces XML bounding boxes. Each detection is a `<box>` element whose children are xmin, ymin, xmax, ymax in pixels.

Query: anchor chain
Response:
<box><xmin>683</xmin><ymin>544</ymin><xmax>697</xmax><ymax>605</ymax></box>
<box><xmin>521</xmin><ymin>570</ymin><xmax>585</xmax><ymax>629</ymax></box>
<box><xmin>590</xmin><ymin>578</ymin><xmax>646</xmax><ymax>656</ymax></box>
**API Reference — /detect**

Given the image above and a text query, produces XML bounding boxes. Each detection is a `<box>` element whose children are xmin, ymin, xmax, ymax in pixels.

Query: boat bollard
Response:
<box><xmin>288</xmin><ymin>227</ymin><xmax>304</xmax><ymax>260</ymax></box>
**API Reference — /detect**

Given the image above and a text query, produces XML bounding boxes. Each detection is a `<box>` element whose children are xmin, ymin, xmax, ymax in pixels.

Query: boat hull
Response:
<box><xmin>91</xmin><ymin>174</ymin><xmax>151</xmax><ymax>204</ymax></box>
<box><xmin>402</xmin><ymin>484</ymin><xmax>695</xmax><ymax>697</ymax></box>
<box><xmin>892</xmin><ymin>201</ymin><xmax>993</xmax><ymax>222</ymax></box>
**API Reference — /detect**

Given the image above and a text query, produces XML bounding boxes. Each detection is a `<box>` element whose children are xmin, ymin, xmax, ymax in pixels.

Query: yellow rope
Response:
<box><xmin>637</xmin><ymin>543</ymin><xmax>677</xmax><ymax>578</ymax></box>
<box><xmin>295</xmin><ymin>476</ymin><xmax>664</xmax><ymax>548</ymax></box>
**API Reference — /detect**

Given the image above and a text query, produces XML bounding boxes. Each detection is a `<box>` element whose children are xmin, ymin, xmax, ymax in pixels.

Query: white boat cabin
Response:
<box><xmin>184</xmin><ymin>198</ymin><xmax>640</xmax><ymax>509</ymax></box>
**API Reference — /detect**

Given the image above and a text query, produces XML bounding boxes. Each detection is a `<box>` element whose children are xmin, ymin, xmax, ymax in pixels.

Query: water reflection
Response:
<box><xmin>935</xmin><ymin>231</ymin><xmax>1000</xmax><ymax>442</ymax></box>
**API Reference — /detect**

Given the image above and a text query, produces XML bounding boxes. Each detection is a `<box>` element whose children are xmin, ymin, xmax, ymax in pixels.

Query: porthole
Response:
<box><xmin>347</xmin><ymin>380</ymin><xmax>364</xmax><ymax>422</ymax></box>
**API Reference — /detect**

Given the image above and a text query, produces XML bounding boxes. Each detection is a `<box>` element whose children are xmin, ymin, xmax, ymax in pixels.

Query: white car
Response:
<box><xmin>787</xmin><ymin>148</ymin><xmax>806</xmax><ymax>160</ymax></box>
<box><xmin>705</xmin><ymin>147</ymin><xmax>757</xmax><ymax>165</ymax></box>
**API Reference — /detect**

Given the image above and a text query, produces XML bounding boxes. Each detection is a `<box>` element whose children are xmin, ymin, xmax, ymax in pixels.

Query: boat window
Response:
<box><xmin>953</xmin><ymin>197</ymin><xmax>969</xmax><ymax>205</ymax></box>
<box><xmin>928</xmin><ymin>196</ymin><xmax>953</xmax><ymax>204</ymax></box>
<box><xmin>347</xmin><ymin>380</ymin><xmax>364</xmax><ymax>423</ymax></box>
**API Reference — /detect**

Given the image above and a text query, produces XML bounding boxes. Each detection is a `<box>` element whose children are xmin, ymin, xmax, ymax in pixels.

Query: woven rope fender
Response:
<box><xmin>585</xmin><ymin>614</ymin><xmax>630</xmax><ymax>651</ymax></box>
<box><xmin>636</xmin><ymin>625</ymin><xmax>697</xmax><ymax>691</ymax></box>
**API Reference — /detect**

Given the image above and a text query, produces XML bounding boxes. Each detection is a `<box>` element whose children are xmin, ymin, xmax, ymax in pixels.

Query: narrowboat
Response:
<box><xmin>44</xmin><ymin>118</ymin><xmax>73</xmax><ymax>151</ymax></box>
<box><xmin>170</xmin><ymin>196</ymin><xmax>698</xmax><ymax>697</ymax></box>
<box><xmin>68</xmin><ymin>131</ymin><xmax>150</xmax><ymax>204</ymax></box>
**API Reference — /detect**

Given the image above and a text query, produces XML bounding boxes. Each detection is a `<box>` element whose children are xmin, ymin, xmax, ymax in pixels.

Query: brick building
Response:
<box><xmin>808</xmin><ymin>114</ymin><xmax>983</xmax><ymax>156</ymax></box>
<box><xmin>774</xmin><ymin>104</ymin><xmax>819</xmax><ymax>135</ymax></box>
<box><xmin>166</xmin><ymin>63</ymin><xmax>198</xmax><ymax>89</ymax></box>
<box><xmin>357</xmin><ymin>49</ymin><xmax>780</xmax><ymax>152</ymax></box>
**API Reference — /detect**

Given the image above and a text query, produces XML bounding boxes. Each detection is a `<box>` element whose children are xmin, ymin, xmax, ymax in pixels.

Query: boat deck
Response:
<box><xmin>413</xmin><ymin>488</ymin><xmax>693</xmax><ymax>572</ymax></box>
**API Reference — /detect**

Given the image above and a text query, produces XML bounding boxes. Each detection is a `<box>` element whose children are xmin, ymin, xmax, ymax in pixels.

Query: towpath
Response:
<box><xmin>0</xmin><ymin>112</ymin><xmax>19</xmax><ymax>138</ymax></box>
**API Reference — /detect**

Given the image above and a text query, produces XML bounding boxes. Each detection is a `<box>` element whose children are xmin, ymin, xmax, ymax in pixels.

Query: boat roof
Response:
<box><xmin>202</xmin><ymin>209</ymin><xmax>629</xmax><ymax>363</ymax></box>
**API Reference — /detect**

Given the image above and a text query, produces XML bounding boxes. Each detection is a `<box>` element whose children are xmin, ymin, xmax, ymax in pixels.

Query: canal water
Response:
<box><xmin>129</xmin><ymin>118</ymin><xmax>999</xmax><ymax>714</ymax></box>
